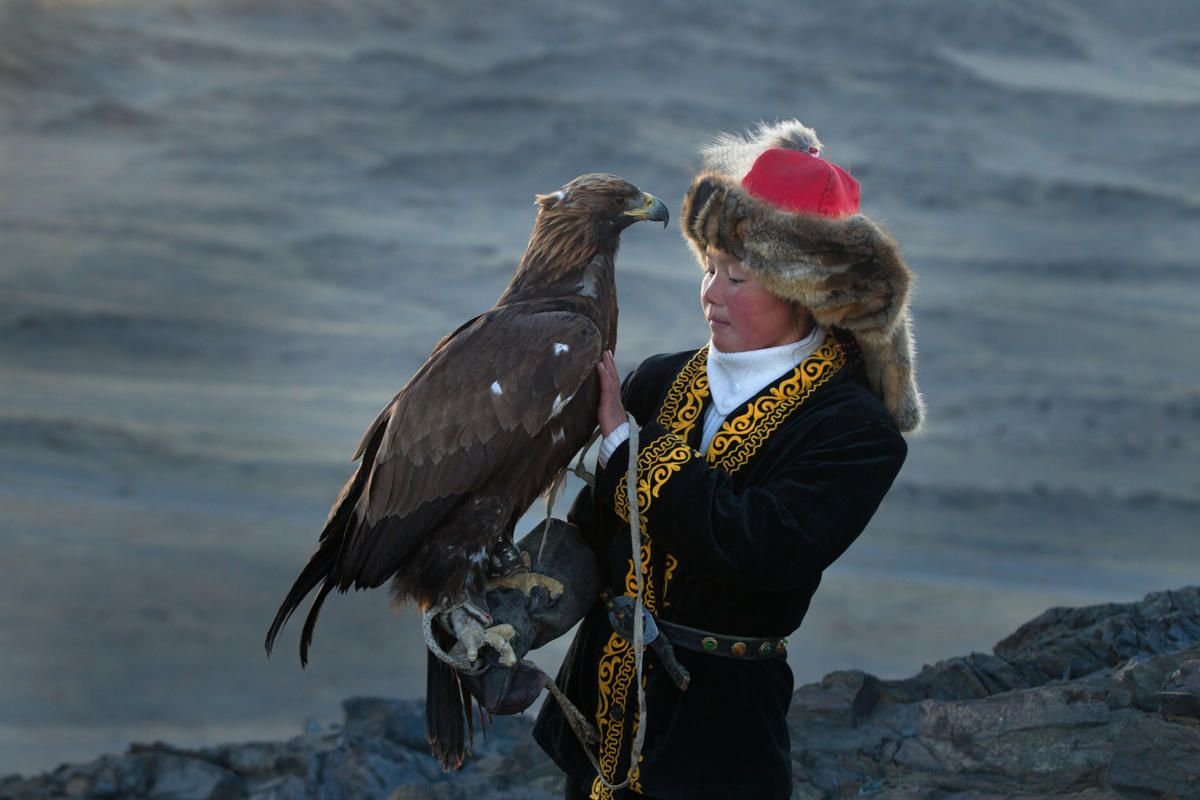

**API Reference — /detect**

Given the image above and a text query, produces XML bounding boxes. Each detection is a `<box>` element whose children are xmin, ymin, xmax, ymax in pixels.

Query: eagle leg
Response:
<box><xmin>486</xmin><ymin>540</ymin><xmax>526</xmax><ymax>578</ymax></box>
<box><xmin>485</xmin><ymin>550</ymin><xmax>565</xmax><ymax>601</ymax></box>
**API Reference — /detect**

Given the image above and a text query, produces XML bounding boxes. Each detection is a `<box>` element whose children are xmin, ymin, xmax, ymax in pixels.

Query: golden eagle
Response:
<box><xmin>265</xmin><ymin>173</ymin><xmax>667</xmax><ymax>768</ymax></box>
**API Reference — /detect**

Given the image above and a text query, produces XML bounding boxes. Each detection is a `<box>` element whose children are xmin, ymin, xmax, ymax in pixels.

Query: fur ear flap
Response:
<box><xmin>853</xmin><ymin>312</ymin><xmax>924</xmax><ymax>433</ymax></box>
<box><xmin>534</xmin><ymin>190</ymin><xmax>566</xmax><ymax>209</ymax></box>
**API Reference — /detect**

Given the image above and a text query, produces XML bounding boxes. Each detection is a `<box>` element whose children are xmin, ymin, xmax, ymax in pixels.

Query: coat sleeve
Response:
<box><xmin>593</xmin><ymin>412</ymin><xmax>906</xmax><ymax>593</ymax></box>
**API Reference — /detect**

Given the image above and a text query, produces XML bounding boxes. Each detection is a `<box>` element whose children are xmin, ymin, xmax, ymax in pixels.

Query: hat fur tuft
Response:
<box><xmin>701</xmin><ymin>119</ymin><xmax>824</xmax><ymax>179</ymax></box>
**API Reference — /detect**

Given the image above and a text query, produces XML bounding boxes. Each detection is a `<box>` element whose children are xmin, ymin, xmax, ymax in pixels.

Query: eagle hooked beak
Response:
<box><xmin>624</xmin><ymin>192</ymin><xmax>670</xmax><ymax>228</ymax></box>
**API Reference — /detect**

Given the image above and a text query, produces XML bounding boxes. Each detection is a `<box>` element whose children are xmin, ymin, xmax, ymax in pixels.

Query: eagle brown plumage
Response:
<box><xmin>265</xmin><ymin>173</ymin><xmax>667</xmax><ymax>769</ymax></box>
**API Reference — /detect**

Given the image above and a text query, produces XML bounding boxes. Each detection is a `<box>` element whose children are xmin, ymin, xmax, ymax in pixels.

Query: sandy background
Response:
<box><xmin>2</xmin><ymin>0</ymin><xmax>1199</xmax><ymax>776</ymax></box>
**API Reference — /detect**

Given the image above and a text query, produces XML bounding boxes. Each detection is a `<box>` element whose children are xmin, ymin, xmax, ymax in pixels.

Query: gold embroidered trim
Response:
<box><xmin>662</xmin><ymin>554</ymin><xmax>679</xmax><ymax>607</ymax></box>
<box><xmin>655</xmin><ymin>347</ymin><xmax>709</xmax><ymax>436</ymax></box>
<box><xmin>626</xmin><ymin>544</ymin><xmax>658</xmax><ymax>611</ymax></box>
<box><xmin>613</xmin><ymin>436</ymin><xmax>695</xmax><ymax>524</ymax></box>
<box><xmin>706</xmin><ymin>337</ymin><xmax>846</xmax><ymax>472</ymax></box>
<box><xmin>590</xmin><ymin>631</ymin><xmax>632</xmax><ymax>800</ymax></box>
<box><xmin>590</xmin><ymin>549</ymin><xmax>653</xmax><ymax>800</ymax></box>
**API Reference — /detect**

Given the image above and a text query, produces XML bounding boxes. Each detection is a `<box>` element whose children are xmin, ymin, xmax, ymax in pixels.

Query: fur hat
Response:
<box><xmin>681</xmin><ymin>120</ymin><xmax>923</xmax><ymax>432</ymax></box>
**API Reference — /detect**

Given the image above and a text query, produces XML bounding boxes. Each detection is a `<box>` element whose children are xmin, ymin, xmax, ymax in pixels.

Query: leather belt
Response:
<box><xmin>657</xmin><ymin>618</ymin><xmax>788</xmax><ymax>660</ymax></box>
<box><xmin>601</xmin><ymin>590</ymin><xmax>787</xmax><ymax>663</ymax></box>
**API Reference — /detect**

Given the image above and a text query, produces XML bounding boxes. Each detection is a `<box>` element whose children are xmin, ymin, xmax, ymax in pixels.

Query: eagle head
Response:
<box><xmin>512</xmin><ymin>173</ymin><xmax>668</xmax><ymax>291</ymax></box>
<box><xmin>534</xmin><ymin>173</ymin><xmax>669</xmax><ymax>232</ymax></box>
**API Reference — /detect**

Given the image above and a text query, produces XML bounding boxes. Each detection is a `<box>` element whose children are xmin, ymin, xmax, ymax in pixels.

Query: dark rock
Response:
<box><xmin>1158</xmin><ymin>657</ymin><xmax>1200</xmax><ymax>721</ymax></box>
<box><xmin>995</xmin><ymin>588</ymin><xmax>1200</xmax><ymax>672</ymax></box>
<box><xmin>0</xmin><ymin>700</ymin><xmax>560</xmax><ymax>800</ymax></box>
<box><xmin>786</xmin><ymin>587</ymin><xmax>1200</xmax><ymax>798</ymax></box>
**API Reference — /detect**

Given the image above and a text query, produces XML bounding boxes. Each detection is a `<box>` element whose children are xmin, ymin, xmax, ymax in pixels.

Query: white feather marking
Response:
<box><xmin>491</xmin><ymin>381</ymin><xmax>503</xmax><ymax>396</ymax></box>
<box><xmin>577</xmin><ymin>272</ymin><xmax>599</xmax><ymax>299</ymax></box>
<box><xmin>548</xmin><ymin>390</ymin><xmax>576</xmax><ymax>420</ymax></box>
<box><xmin>554</xmin><ymin>342</ymin><xmax>569</xmax><ymax>355</ymax></box>
<box><xmin>469</xmin><ymin>547</ymin><xmax>489</xmax><ymax>565</ymax></box>
<box><xmin>552</xmin><ymin>428</ymin><xmax>565</xmax><ymax>444</ymax></box>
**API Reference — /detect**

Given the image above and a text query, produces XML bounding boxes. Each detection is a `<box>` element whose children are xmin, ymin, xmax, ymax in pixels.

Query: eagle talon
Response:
<box><xmin>462</xmin><ymin>591</ymin><xmax>493</xmax><ymax>626</ymax></box>
<box><xmin>444</xmin><ymin>605</ymin><xmax>518</xmax><ymax>667</ymax></box>
<box><xmin>485</xmin><ymin>569</ymin><xmax>565</xmax><ymax>603</ymax></box>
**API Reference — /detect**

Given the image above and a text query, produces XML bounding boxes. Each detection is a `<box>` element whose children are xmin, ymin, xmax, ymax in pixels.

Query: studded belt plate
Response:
<box><xmin>656</xmin><ymin>618</ymin><xmax>788</xmax><ymax>660</ymax></box>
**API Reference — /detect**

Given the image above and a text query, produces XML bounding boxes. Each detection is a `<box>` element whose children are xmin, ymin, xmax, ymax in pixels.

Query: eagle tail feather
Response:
<box><xmin>425</xmin><ymin>632</ymin><xmax>473</xmax><ymax>770</ymax></box>
<box><xmin>299</xmin><ymin>581</ymin><xmax>334</xmax><ymax>667</ymax></box>
<box><xmin>264</xmin><ymin>544</ymin><xmax>335</xmax><ymax>660</ymax></box>
<box><xmin>266</xmin><ymin>410</ymin><xmax>387</xmax><ymax>659</ymax></box>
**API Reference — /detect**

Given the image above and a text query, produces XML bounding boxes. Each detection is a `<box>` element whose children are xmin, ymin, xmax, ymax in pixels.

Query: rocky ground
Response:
<box><xmin>3</xmin><ymin>587</ymin><xmax>1198</xmax><ymax>799</ymax></box>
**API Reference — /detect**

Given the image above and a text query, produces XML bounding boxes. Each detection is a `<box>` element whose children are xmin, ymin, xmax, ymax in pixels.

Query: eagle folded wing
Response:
<box><xmin>357</xmin><ymin>306</ymin><xmax>603</xmax><ymax>530</ymax></box>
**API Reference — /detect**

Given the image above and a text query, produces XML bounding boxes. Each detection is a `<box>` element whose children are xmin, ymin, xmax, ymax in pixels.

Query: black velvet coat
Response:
<box><xmin>533</xmin><ymin>334</ymin><xmax>907</xmax><ymax>799</ymax></box>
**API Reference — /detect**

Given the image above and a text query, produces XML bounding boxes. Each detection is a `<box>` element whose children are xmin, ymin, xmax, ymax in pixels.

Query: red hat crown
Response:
<box><xmin>741</xmin><ymin>147</ymin><xmax>860</xmax><ymax>218</ymax></box>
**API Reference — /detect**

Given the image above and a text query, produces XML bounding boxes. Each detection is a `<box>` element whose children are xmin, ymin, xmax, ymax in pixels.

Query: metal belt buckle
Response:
<box><xmin>606</xmin><ymin>594</ymin><xmax>691</xmax><ymax>691</ymax></box>
<box><xmin>606</xmin><ymin>594</ymin><xmax>659</xmax><ymax>644</ymax></box>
